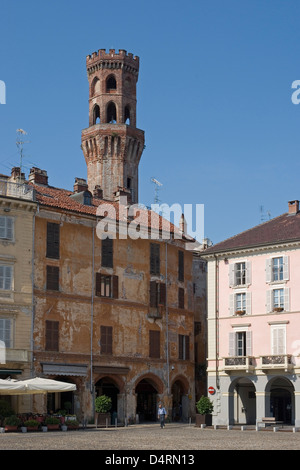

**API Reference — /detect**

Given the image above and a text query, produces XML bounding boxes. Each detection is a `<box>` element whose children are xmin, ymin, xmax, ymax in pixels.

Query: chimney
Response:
<box><xmin>74</xmin><ymin>177</ymin><xmax>88</xmax><ymax>193</ymax></box>
<box><xmin>10</xmin><ymin>167</ymin><xmax>25</xmax><ymax>183</ymax></box>
<box><xmin>114</xmin><ymin>187</ymin><xmax>132</xmax><ymax>205</ymax></box>
<box><xmin>28</xmin><ymin>167</ymin><xmax>48</xmax><ymax>186</ymax></box>
<box><xmin>288</xmin><ymin>200</ymin><xmax>299</xmax><ymax>215</ymax></box>
<box><xmin>93</xmin><ymin>185</ymin><xmax>103</xmax><ymax>199</ymax></box>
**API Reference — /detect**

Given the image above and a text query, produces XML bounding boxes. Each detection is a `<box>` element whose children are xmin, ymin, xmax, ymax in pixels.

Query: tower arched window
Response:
<box><xmin>93</xmin><ymin>104</ymin><xmax>100</xmax><ymax>124</ymax></box>
<box><xmin>106</xmin><ymin>75</ymin><xmax>117</xmax><ymax>92</ymax></box>
<box><xmin>91</xmin><ymin>77</ymin><xmax>100</xmax><ymax>96</ymax></box>
<box><xmin>107</xmin><ymin>102</ymin><xmax>117</xmax><ymax>123</ymax></box>
<box><xmin>124</xmin><ymin>105</ymin><xmax>131</xmax><ymax>125</ymax></box>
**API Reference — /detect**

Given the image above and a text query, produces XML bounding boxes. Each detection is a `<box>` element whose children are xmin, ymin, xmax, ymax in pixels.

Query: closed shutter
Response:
<box><xmin>46</xmin><ymin>266</ymin><xmax>59</xmax><ymax>291</ymax></box>
<box><xmin>283</xmin><ymin>256</ymin><xmax>289</xmax><ymax>281</ymax></box>
<box><xmin>149</xmin><ymin>330</ymin><xmax>160</xmax><ymax>358</ymax></box>
<box><xmin>101</xmin><ymin>326</ymin><xmax>113</xmax><ymax>354</ymax></box>
<box><xmin>266</xmin><ymin>258</ymin><xmax>272</xmax><ymax>283</ymax></box>
<box><xmin>95</xmin><ymin>273</ymin><xmax>101</xmax><ymax>296</ymax></box>
<box><xmin>185</xmin><ymin>335</ymin><xmax>190</xmax><ymax>360</ymax></box>
<box><xmin>271</xmin><ymin>326</ymin><xmax>286</xmax><ymax>355</ymax></box>
<box><xmin>150</xmin><ymin>243</ymin><xmax>160</xmax><ymax>275</ymax></box>
<box><xmin>228</xmin><ymin>332</ymin><xmax>235</xmax><ymax>356</ymax></box>
<box><xmin>159</xmin><ymin>282</ymin><xmax>166</xmax><ymax>305</ymax></box>
<box><xmin>246</xmin><ymin>331</ymin><xmax>252</xmax><ymax>356</ymax></box>
<box><xmin>178</xmin><ymin>334</ymin><xmax>184</xmax><ymax>359</ymax></box>
<box><xmin>178</xmin><ymin>287</ymin><xmax>184</xmax><ymax>309</ymax></box>
<box><xmin>229</xmin><ymin>264</ymin><xmax>235</xmax><ymax>287</ymax></box>
<box><xmin>102</xmin><ymin>238</ymin><xmax>113</xmax><ymax>268</ymax></box>
<box><xmin>46</xmin><ymin>223</ymin><xmax>60</xmax><ymax>259</ymax></box>
<box><xmin>150</xmin><ymin>281</ymin><xmax>158</xmax><ymax>307</ymax></box>
<box><xmin>45</xmin><ymin>320</ymin><xmax>59</xmax><ymax>351</ymax></box>
<box><xmin>178</xmin><ymin>251</ymin><xmax>184</xmax><ymax>281</ymax></box>
<box><xmin>266</xmin><ymin>290</ymin><xmax>272</xmax><ymax>313</ymax></box>
<box><xmin>246</xmin><ymin>292</ymin><xmax>252</xmax><ymax>315</ymax></box>
<box><xmin>112</xmin><ymin>275</ymin><xmax>119</xmax><ymax>299</ymax></box>
<box><xmin>284</xmin><ymin>287</ymin><xmax>290</xmax><ymax>311</ymax></box>
<box><xmin>246</xmin><ymin>261</ymin><xmax>252</xmax><ymax>285</ymax></box>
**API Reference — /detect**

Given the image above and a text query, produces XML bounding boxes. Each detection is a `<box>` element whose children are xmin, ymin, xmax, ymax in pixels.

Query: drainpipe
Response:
<box><xmin>165</xmin><ymin>240</ymin><xmax>170</xmax><ymax>396</ymax></box>
<box><xmin>30</xmin><ymin>207</ymin><xmax>36</xmax><ymax>379</ymax></box>
<box><xmin>214</xmin><ymin>254</ymin><xmax>220</xmax><ymax>391</ymax></box>
<box><xmin>90</xmin><ymin>222</ymin><xmax>95</xmax><ymax>396</ymax></box>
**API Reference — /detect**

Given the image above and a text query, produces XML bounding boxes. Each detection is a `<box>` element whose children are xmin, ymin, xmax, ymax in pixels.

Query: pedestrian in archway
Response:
<box><xmin>158</xmin><ymin>403</ymin><xmax>167</xmax><ymax>429</ymax></box>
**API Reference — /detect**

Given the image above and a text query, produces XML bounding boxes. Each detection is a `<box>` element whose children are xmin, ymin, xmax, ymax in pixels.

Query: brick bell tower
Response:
<box><xmin>81</xmin><ymin>49</ymin><xmax>145</xmax><ymax>203</ymax></box>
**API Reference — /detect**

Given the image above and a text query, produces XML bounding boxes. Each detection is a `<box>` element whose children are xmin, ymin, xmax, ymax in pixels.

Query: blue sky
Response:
<box><xmin>1</xmin><ymin>0</ymin><xmax>300</xmax><ymax>245</ymax></box>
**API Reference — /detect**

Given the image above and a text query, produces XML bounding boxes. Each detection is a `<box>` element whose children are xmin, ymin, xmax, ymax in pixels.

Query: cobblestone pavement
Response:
<box><xmin>0</xmin><ymin>423</ymin><xmax>299</xmax><ymax>451</ymax></box>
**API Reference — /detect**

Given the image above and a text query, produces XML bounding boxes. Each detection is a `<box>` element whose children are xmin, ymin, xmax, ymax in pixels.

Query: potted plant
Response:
<box><xmin>4</xmin><ymin>415</ymin><xmax>21</xmax><ymax>432</ymax></box>
<box><xmin>95</xmin><ymin>394</ymin><xmax>112</xmax><ymax>426</ymax></box>
<box><xmin>65</xmin><ymin>418</ymin><xmax>79</xmax><ymax>430</ymax></box>
<box><xmin>195</xmin><ymin>396</ymin><xmax>214</xmax><ymax>426</ymax></box>
<box><xmin>235</xmin><ymin>310</ymin><xmax>246</xmax><ymax>316</ymax></box>
<box><xmin>23</xmin><ymin>419</ymin><xmax>39</xmax><ymax>432</ymax></box>
<box><xmin>44</xmin><ymin>416</ymin><xmax>60</xmax><ymax>430</ymax></box>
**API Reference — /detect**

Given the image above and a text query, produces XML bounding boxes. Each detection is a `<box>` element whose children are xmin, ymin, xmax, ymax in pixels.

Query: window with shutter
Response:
<box><xmin>178</xmin><ymin>287</ymin><xmax>184</xmax><ymax>309</ymax></box>
<box><xmin>102</xmin><ymin>238</ymin><xmax>113</xmax><ymax>268</ymax></box>
<box><xmin>46</xmin><ymin>266</ymin><xmax>59</xmax><ymax>291</ymax></box>
<box><xmin>0</xmin><ymin>217</ymin><xmax>14</xmax><ymax>240</ymax></box>
<box><xmin>149</xmin><ymin>330</ymin><xmax>160</xmax><ymax>358</ymax></box>
<box><xmin>0</xmin><ymin>318</ymin><xmax>12</xmax><ymax>348</ymax></box>
<box><xmin>150</xmin><ymin>243</ymin><xmax>160</xmax><ymax>275</ymax></box>
<box><xmin>271</xmin><ymin>325</ymin><xmax>286</xmax><ymax>355</ymax></box>
<box><xmin>178</xmin><ymin>250</ymin><xmax>184</xmax><ymax>282</ymax></box>
<box><xmin>150</xmin><ymin>281</ymin><xmax>158</xmax><ymax>307</ymax></box>
<box><xmin>0</xmin><ymin>265</ymin><xmax>12</xmax><ymax>291</ymax></box>
<box><xmin>45</xmin><ymin>320</ymin><xmax>59</xmax><ymax>351</ymax></box>
<box><xmin>100</xmin><ymin>326</ymin><xmax>113</xmax><ymax>354</ymax></box>
<box><xmin>95</xmin><ymin>273</ymin><xmax>118</xmax><ymax>298</ymax></box>
<box><xmin>46</xmin><ymin>223</ymin><xmax>60</xmax><ymax>259</ymax></box>
<box><xmin>159</xmin><ymin>283</ymin><xmax>166</xmax><ymax>306</ymax></box>
<box><xmin>178</xmin><ymin>334</ymin><xmax>190</xmax><ymax>360</ymax></box>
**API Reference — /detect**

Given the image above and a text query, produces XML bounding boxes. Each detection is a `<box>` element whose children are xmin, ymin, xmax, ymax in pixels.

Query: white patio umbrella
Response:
<box><xmin>0</xmin><ymin>377</ymin><xmax>76</xmax><ymax>395</ymax></box>
<box><xmin>0</xmin><ymin>378</ymin><xmax>27</xmax><ymax>395</ymax></box>
<box><xmin>20</xmin><ymin>377</ymin><xmax>77</xmax><ymax>394</ymax></box>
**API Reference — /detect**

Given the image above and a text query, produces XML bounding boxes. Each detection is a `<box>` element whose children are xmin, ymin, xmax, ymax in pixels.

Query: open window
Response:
<box><xmin>124</xmin><ymin>105</ymin><xmax>131</xmax><ymax>124</ymax></box>
<box><xmin>106</xmin><ymin>75</ymin><xmax>117</xmax><ymax>92</ymax></box>
<box><xmin>93</xmin><ymin>104</ymin><xmax>100</xmax><ymax>124</ymax></box>
<box><xmin>106</xmin><ymin>102</ymin><xmax>117</xmax><ymax>123</ymax></box>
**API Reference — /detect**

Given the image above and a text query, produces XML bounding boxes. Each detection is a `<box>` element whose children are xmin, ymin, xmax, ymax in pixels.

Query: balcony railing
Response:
<box><xmin>223</xmin><ymin>356</ymin><xmax>255</xmax><ymax>373</ymax></box>
<box><xmin>0</xmin><ymin>179</ymin><xmax>35</xmax><ymax>201</ymax></box>
<box><xmin>261</xmin><ymin>354</ymin><xmax>293</xmax><ymax>372</ymax></box>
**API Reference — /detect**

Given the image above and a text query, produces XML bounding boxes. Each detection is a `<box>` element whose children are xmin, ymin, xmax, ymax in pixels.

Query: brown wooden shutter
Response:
<box><xmin>150</xmin><ymin>243</ymin><xmax>160</xmax><ymax>275</ymax></box>
<box><xmin>46</xmin><ymin>266</ymin><xmax>59</xmax><ymax>291</ymax></box>
<box><xmin>46</xmin><ymin>222</ymin><xmax>60</xmax><ymax>259</ymax></box>
<box><xmin>100</xmin><ymin>326</ymin><xmax>112</xmax><ymax>354</ymax></box>
<box><xmin>150</xmin><ymin>281</ymin><xmax>158</xmax><ymax>307</ymax></box>
<box><xmin>112</xmin><ymin>275</ymin><xmax>119</xmax><ymax>299</ymax></box>
<box><xmin>178</xmin><ymin>334</ymin><xmax>183</xmax><ymax>359</ymax></box>
<box><xmin>102</xmin><ymin>238</ymin><xmax>113</xmax><ymax>268</ymax></box>
<box><xmin>45</xmin><ymin>320</ymin><xmax>59</xmax><ymax>351</ymax></box>
<box><xmin>159</xmin><ymin>282</ymin><xmax>166</xmax><ymax>306</ymax></box>
<box><xmin>178</xmin><ymin>250</ymin><xmax>184</xmax><ymax>281</ymax></box>
<box><xmin>185</xmin><ymin>335</ymin><xmax>190</xmax><ymax>360</ymax></box>
<box><xmin>95</xmin><ymin>273</ymin><xmax>101</xmax><ymax>296</ymax></box>
<box><xmin>178</xmin><ymin>287</ymin><xmax>184</xmax><ymax>309</ymax></box>
<box><xmin>149</xmin><ymin>330</ymin><xmax>160</xmax><ymax>358</ymax></box>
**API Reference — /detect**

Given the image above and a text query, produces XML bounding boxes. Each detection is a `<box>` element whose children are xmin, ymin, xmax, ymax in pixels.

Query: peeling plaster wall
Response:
<box><xmin>33</xmin><ymin>208</ymin><xmax>198</xmax><ymax>422</ymax></box>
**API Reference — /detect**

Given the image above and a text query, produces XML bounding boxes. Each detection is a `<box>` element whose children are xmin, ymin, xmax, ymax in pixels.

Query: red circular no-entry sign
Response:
<box><xmin>208</xmin><ymin>386</ymin><xmax>215</xmax><ymax>395</ymax></box>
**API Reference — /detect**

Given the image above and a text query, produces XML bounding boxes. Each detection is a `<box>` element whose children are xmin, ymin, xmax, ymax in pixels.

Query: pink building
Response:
<box><xmin>202</xmin><ymin>200</ymin><xmax>300</xmax><ymax>427</ymax></box>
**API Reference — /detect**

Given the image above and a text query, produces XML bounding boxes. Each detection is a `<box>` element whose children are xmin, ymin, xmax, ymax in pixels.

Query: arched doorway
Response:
<box><xmin>268</xmin><ymin>377</ymin><xmax>294</xmax><ymax>424</ymax></box>
<box><xmin>135</xmin><ymin>379</ymin><xmax>158</xmax><ymax>422</ymax></box>
<box><xmin>171</xmin><ymin>377</ymin><xmax>189</xmax><ymax>422</ymax></box>
<box><xmin>95</xmin><ymin>377</ymin><xmax>119</xmax><ymax>416</ymax></box>
<box><xmin>228</xmin><ymin>377</ymin><xmax>256</xmax><ymax>425</ymax></box>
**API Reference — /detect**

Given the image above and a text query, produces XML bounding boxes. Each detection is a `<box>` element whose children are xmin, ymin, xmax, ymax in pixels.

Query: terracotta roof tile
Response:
<box><xmin>203</xmin><ymin>211</ymin><xmax>300</xmax><ymax>255</ymax></box>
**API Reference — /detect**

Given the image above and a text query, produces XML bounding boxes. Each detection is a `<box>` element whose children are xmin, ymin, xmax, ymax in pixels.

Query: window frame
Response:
<box><xmin>100</xmin><ymin>326</ymin><xmax>113</xmax><ymax>355</ymax></box>
<box><xmin>178</xmin><ymin>334</ymin><xmax>190</xmax><ymax>360</ymax></box>
<box><xmin>46</xmin><ymin>265</ymin><xmax>59</xmax><ymax>291</ymax></box>
<box><xmin>0</xmin><ymin>216</ymin><xmax>14</xmax><ymax>241</ymax></box>
<box><xmin>0</xmin><ymin>318</ymin><xmax>12</xmax><ymax>348</ymax></box>
<box><xmin>45</xmin><ymin>320</ymin><xmax>59</xmax><ymax>351</ymax></box>
<box><xmin>46</xmin><ymin>222</ymin><xmax>60</xmax><ymax>259</ymax></box>
<box><xmin>149</xmin><ymin>330</ymin><xmax>160</xmax><ymax>358</ymax></box>
<box><xmin>0</xmin><ymin>265</ymin><xmax>13</xmax><ymax>291</ymax></box>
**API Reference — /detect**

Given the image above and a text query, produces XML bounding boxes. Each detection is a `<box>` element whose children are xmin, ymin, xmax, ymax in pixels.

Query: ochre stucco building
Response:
<box><xmin>27</xmin><ymin>49</ymin><xmax>202</xmax><ymax>423</ymax></box>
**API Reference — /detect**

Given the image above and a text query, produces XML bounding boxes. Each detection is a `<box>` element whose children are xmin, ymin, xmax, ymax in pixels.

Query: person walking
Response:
<box><xmin>158</xmin><ymin>403</ymin><xmax>167</xmax><ymax>429</ymax></box>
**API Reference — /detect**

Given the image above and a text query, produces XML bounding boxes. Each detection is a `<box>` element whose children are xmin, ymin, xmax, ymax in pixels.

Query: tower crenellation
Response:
<box><xmin>81</xmin><ymin>48</ymin><xmax>144</xmax><ymax>203</ymax></box>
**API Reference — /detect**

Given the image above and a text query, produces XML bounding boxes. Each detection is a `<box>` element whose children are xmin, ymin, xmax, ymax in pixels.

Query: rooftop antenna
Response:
<box><xmin>16</xmin><ymin>129</ymin><xmax>28</xmax><ymax>183</ymax></box>
<box><xmin>151</xmin><ymin>177</ymin><xmax>163</xmax><ymax>205</ymax></box>
<box><xmin>260</xmin><ymin>205</ymin><xmax>271</xmax><ymax>223</ymax></box>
